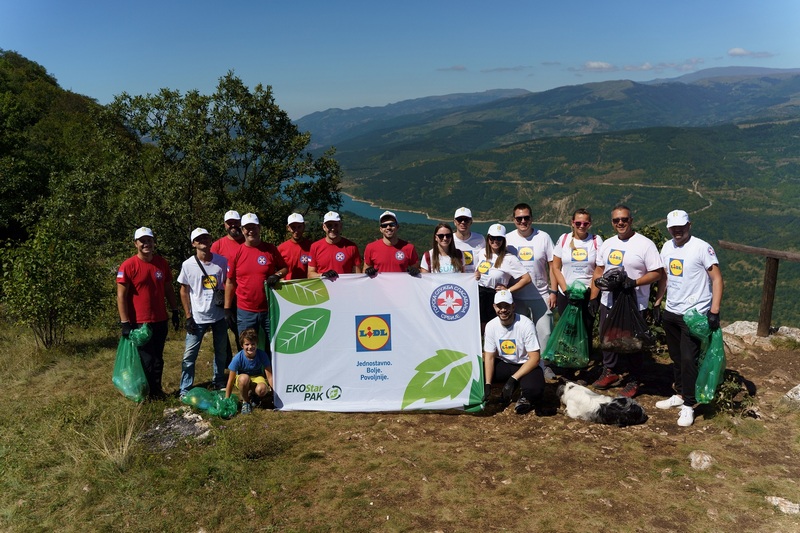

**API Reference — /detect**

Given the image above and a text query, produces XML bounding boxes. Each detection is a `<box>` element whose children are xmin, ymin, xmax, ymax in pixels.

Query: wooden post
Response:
<box><xmin>758</xmin><ymin>257</ymin><xmax>780</xmax><ymax>337</ymax></box>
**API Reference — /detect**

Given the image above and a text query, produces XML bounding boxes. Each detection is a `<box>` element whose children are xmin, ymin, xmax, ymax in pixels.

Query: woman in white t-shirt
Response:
<box><xmin>420</xmin><ymin>223</ymin><xmax>464</xmax><ymax>274</ymax></box>
<box><xmin>474</xmin><ymin>223</ymin><xmax>531</xmax><ymax>329</ymax></box>
<box><xmin>552</xmin><ymin>208</ymin><xmax>603</xmax><ymax>341</ymax></box>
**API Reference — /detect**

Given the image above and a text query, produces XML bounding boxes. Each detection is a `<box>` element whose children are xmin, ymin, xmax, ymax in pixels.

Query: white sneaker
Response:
<box><xmin>656</xmin><ymin>394</ymin><xmax>684</xmax><ymax>409</ymax></box>
<box><xmin>677</xmin><ymin>405</ymin><xmax>694</xmax><ymax>427</ymax></box>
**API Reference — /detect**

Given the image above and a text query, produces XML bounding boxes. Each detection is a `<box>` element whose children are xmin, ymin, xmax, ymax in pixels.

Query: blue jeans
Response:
<box><xmin>180</xmin><ymin>318</ymin><xmax>229</xmax><ymax>394</ymax></box>
<box><xmin>237</xmin><ymin>309</ymin><xmax>271</xmax><ymax>354</ymax></box>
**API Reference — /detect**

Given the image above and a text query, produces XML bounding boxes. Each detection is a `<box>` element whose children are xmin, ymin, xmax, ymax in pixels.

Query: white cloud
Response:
<box><xmin>569</xmin><ymin>61</ymin><xmax>617</xmax><ymax>73</ymax></box>
<box><xmin>728</xmin><ymin>47</ymin><xmax>773</xmax><ymax>59</ymax></box>
<box><xmin>624</xmin><ymin>62</ymin><xmax>654</xmax><ymax>72</ymax></box>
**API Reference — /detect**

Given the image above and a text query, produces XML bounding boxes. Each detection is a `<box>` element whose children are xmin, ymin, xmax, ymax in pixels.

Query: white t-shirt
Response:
<box><xmin>177</xmin><ymin>253</ymin><xmax>227</xmax><ymax>324</ymax></box>
<box><xmin>475</xmin><ymin>249</ymin><xmax>529</xmax><ymax>289</ymax></box>
<box><xmin>453</xmin><ymin>232</ymin><xmax>485</xmax><ymax>273</ymax></box>
<box><xmin>421</xmin><ymin>249</ymin><xmax>459</xmax><ymax>273</ymax></box>
<box><xmin>483</xmin><ymin>314</ymin><xmax>541</xmax><ymax>365</ymax></box>
<box><xmin>554</xmin><ymin>233</ymin><xmax>604</xmax><ymax>291</ymax></box>
<box><xmin>660</xmin><ymin>236</ymin><xmax>719</xmax><ymax>315</ymax></box>
<box><xmin>506</xmin><ymin>229</ymin><xmax>554</xmax><ymax>300</ymax></box>
<box><xmin>597</xmin><ymin>232</ymin><xmax>661</xmax><ymax>310</ymax></box>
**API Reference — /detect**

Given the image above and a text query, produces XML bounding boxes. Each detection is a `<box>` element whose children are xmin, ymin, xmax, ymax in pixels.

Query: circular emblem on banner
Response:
<box><xmin>257</xmin><ymin>255</ymin><xmax>267</xmax><ymax>266</ymax></box>
<box><xmin>356</xmin><ymin>316</ymin><xmax>391</xmax><ymax>351</ymax></box>
<box><xmin>669</xmin><ymin>258</ymin><xmax>684</xmax><ymax>276</ymax></box>
<box><xmin>517</xmin><ymin>247</ymin><xmax>534</xmax><ymax>261</ymax></box>
<box><xmin>571</xmin><ymin>248</ymin><xmax>588</xmax><ymax>262</ymax></box>
<box><xmin>335</xmin><ymin>251</ymin><xmax>345</xmax><ymax>262</ymax></box>
<box><xmin>500</xmin><ymin>340</ymin><xmax>517</xmax><ymax>355</ymax></box>
<box><xmin>326</xmin><ymin>385</ymin><xmax>342</xmax><ymax>400</ymax></box>
<box><xmin>430</xmin><ymin>284</ymin><xmax>470</xmax><ymax>321</ymax></box>
<box><xmin>395</xmin><ymin>250</ymin><xmax>405</xmax><ymax>261</ymax></box>
<box><xmin>155</xmin><ymin>270</ymin><xmax>163</xmax><ymax>280</ymax></box>
<box><xmin>300</xmin><ymin>254</ymin><xmax>311</xmax><ymax>264</ymax></box>
<box><xmin>463</xmin><ymin>251</ymin><xmax>474</xmax><ymax>265</ymax></box>
<box><xmin>608</xmin><ymin>250</ymin><xmax>624</xmax><ymax>266</ymax></box>
<box><xmin>477</xmin><ymin>260</ymin><xmax>492</xmax><ymax>274</ymax></box>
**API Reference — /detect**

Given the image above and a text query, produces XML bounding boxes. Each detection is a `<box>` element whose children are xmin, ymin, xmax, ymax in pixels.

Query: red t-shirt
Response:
<box><xmin>116</xmin><ymin>255</ymin><xmax>172</xmax><ymax>324</ymax></box>
<box><xmin>364</xmin><ymin>239</ymin><xmax>419</xmax><ymax>273</ymax></box>
<box><xmin>211</xmin><ymin>236</ymin><xmax>244</xmax><ymax>266</ymax></box>
<box><xmin>277</xmin><ymin>239</ymin><xmax>312</xmax><ymax>280</ymax></box>
<box><xmin>228</xmin><ymin>242</ymin><xmax>288</xmax><ymax>312</ymax></box>
<box><xmin>309</xmin><ymin>237</ymin><xmax>362</xmax><ymax>274</ymax></box>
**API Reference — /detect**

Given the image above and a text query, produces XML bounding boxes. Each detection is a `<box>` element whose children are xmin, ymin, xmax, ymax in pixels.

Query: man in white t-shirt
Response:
<box><xmin>654</xmin><ymin>210</ymin><xmax>724</xmax><ymax>427</ymax></box>
<box><xmin>505</xmin><ymin>202</ymin><xmax>557</xmax><ymax>379</ymax></box>
<box><xmin>178</xmin><ymin>228</ymin><xmax>229</xmax><ymax>396</ymax></box>
<box><xmin>483</xmin><ymin>290</ymin><xmax>545</xmax><ymax>415</ymax></box>
<box><xmin>452</xmin><ymin>207</ymin><xmax>485</xmax><ymax>273</ymax></box>
<box><xmin>590</xmin><ymin>205</ymin><xmax>662</xmax><ymax>398</ymax></box>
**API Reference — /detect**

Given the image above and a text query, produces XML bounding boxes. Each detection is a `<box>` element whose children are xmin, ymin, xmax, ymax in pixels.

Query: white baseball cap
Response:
<box><xmin>487</xmin><ymin>223</ymin><xmax>507</xmax><ymax>237</ymax></box>
<box><xmin>241</xmin><ymin>213</ymin><xmax>260</xmax><ymax>226</ymax></box>
<box><xmin>134</xmin><ymin>227</ymin><xmax>154</xmax><ymax>240</ymax></box>
<box><xmin>379</xmin><ymin>210</ymin><xmax>397</xmax><ymax>223</ymax></box>
<box><xmin>666</xmin><ymin>210</ymin><xmax>690</xmax><ymax>228</ymax></box>
<box><xmin>190</xmin><ymin>228</ymin><xmax>210</xmax><ymax>242</ymax></box>
<box><xmin>287</xmin><ymin>213</ymin><xmax>305</xmax><ymax>225</ymax></box>
<box><xmin>224</xmin><ymin>210</ymin><xmax>241</xmax><ymax>222</ymax></box>
<box><xmin>494</xmin><ymin>290</ymin><xmax>514</xmax><ymax>305</ymax></box>
<box><xmin>454</xmin><ymin>207</ymin><xmax>472</xmax><ymax>219</ymax></box>
<box><xmin>323</xmin><ymin>211</ymin><xmax>341</xmax><ymax>223</ymax></box>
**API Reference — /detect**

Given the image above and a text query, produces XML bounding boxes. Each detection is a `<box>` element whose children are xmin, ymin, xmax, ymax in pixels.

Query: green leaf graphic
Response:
<box><xmin>401</xmin><ymin>349</ymin><xmax>473</xmax><ymax>409</ymax></box>
<box><xmin>274</xmin><ymin>308</ymin><xmax>331</xmax><ymax>354</ymax></box>
<box><xmin>463</xmin><ymin>379</ymin><xmax>485</xmax><ymax>413</ymax></box>
<box><xmin>272</xmin><ymin>279</ymin><xmax>329</xmax><ymax>306</ymax></box>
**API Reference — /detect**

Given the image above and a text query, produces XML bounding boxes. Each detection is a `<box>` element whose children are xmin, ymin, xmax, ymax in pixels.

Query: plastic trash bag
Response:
<box><xmin>542</xmin><ymin>281</ymin><xmax>590</xmax><ymax>368</ymax></box>
<box><xmin>600</xmin><ymin>287</ymin><xmax>654</xmax><ymax>353</ymax></box>
<box><xmin>182</xmin><ymin>387</ymin><xmax>239</xmax><ymax>418</ymax></box>
<box><xmin>685</xmin><ymin>309</ymin><xmax>726</xmax><ymax>404</ymax></box>
<box><xmin>112</xmin><ymin>323</ymin><xmax>152</xmax><ymax>402</ymax></box>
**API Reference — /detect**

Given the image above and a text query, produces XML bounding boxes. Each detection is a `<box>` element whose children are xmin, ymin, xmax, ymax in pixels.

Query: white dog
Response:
<box><xmin>557</xmin><ymin>382</ymin><xmax>648</xmax><ymax>427</ymax></box>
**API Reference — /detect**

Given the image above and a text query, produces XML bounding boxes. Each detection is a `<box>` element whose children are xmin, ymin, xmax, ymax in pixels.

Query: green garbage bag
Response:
<box><xmin>685</xmin><ymin>309</ymin><xmax>726</xmax><ymax>404</ymax></box>
<box><xmin>112</xmin><ymin>323</ymin><xmax>152</xmax><ymax>402</ymax></box>
<box><xmin>182</xmin><ymin>388</ymin><xmax>239</xmax><ymax>418</ymax></box>
<box><xmin>542</xmin><ymin>281</ymin><xmax>589</xmax><ymax>368</ymax></box>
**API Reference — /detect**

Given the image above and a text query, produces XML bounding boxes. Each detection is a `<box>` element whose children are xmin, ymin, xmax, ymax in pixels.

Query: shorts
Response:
<box><xmin>234</xmin><ymin>374</ymin><xmax>267</xmax><ymax>389</ymax></box>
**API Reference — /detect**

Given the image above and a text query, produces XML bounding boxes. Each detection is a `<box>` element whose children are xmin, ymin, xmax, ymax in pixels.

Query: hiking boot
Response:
<box><xmin>514</xmin><ymin>397</ymin><xmax>533</xmax><ymax>415</ymax></box>
<box><xmin>592</xmin><ymin>367</ymin><xmax>621</xmax><ymax>389</ymax></box>
<box><xmin>677</xmin><ymin>405</ymin><xmax>694</xmax><ymax>427</ymax></box>
<box><xmin>241</xmin><ymin>401</ymin><xmax>252</xmax><ymax>415</ymax></box>
<box><xmin>619</xmin><ymin>381</ymin><xmax>640</xmax><ymax>398</ymax></box>
<box><xmin>656</xmin><ymin>394</ymin><xmax>684</xmax><ymax>409</ymax></box>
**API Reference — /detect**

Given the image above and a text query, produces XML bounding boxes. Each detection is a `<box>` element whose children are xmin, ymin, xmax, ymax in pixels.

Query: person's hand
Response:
<box><xmin>407</xmin><ymin>266</ymin><xmax>420</xmax><ymax>277</ymax></box>
<box><xmin>364</xmin><ymin>266</ymin><xmax>378</xmax><ymax>277</ymax></box>
<box><xmin>120</xmin><ymin>321</ymin><xmax>132</xmax><ymax>337</ymax></box>
<box><xmin>185</xmin><ymin>316</ymin><xmax>198</xmax><ymax>334</ymax></box>
<box><xmin>224</xmin><ymin>308</ymin><xmax>237</xmax><ymax>330</ymax></box>
<box><xmin>266</xmin><ymin>274</ymin><xmax>281</xmax><ymax>288</ymax></box>
<box><xmin>707</xmin><ymin>312</ymin><xmax>720</xmax><ymax>331</ymax></box>
<box><xmin>483</xmin><ymin>383</ymin><xmax>492</xmax><ymax>403</ymax></box>
<box><xmin>547</xmin><ymin>292</ymin><xmax>557</xmax><ymax>310</ymax></box>
<box><xmin>621</xmin><ymin>277</ymin><xmax>637</xmax><ymax>290</ymax></box>
<box><xmin>652</xmin><ymin>306</ymin><xmax>663</xmax><ymax>326</ymax></box>
<box><xmin>171</xmin><ymin>309</ymin><xmax>180</xmax><ymax>331</ymax></box>
<box><xmin>501</xmin><ymin>376</ymin><xmax>518</xmax><ymax>405</ymax></box>
<box><xmin>322</xmin><ymin>269</ymin><xmax>339</xmax><ymax>279</ymax></box>
<box><xmin>588</xmin><ymin>298</ymin><xmax>600</xmax><ymax>318</ymax></box>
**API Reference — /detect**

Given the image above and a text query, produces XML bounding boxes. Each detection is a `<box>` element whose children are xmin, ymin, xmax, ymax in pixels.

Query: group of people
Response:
<box><xmin>116</xmin><ymin>203</ymin><xmax>723</xmax><ymax>426</ymax></box>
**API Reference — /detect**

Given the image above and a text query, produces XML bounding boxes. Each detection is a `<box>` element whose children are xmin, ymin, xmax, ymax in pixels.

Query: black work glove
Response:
<box><xmin>501</xmin><ymin>377</ymin><xmax>518</xmax><ymax>405</ymax></box>
<box><xmin>652</xmin><ymin>306</ymin><xmax>663</xmax><ymax>326</ymax></box>
<box><xmin>407</xmin><ymin>266</ymin><xmax>420</xmax><ymax>277</ymax></box>
<box><xmin>185</xmin><ymin>316</ymin><xmax>198</xmax><ymax>334</ymax></box>
<box><xmin>621</xmin><ymin>277</ymin><xmax>637</xmax><ymax>290</ymax></box>
<box><xmin>364</xmin><ymin>266</ymin><xmax>378</xmax><ymax>277</ymax></box>
<box><xmin>120</xmin><ymin>321</ymin><xmax>133</xmax><ymax>337</ymax></box>
<box><xmin>588</xmin><ymin>298</ymin><xmax>600</xmax><ymax>318</ymax></box>
<box><xmin>321</xmin><ymin>269</ymin><xmax>339</xmax><ymax>279</ymax></box>
<box><xmin>483</xmin><ymin>383</ymin><xmax>492</xmax><ymax>403</ymax></box>
<box><xmin>266</xmin><ymin>274</ymin><xmax>281</xmax><ymax>288</ymax></box>
<box><xmin>171</xmin><ymin>309</ymin><xmax>180</xmax><ymax>331</ymax></box>
<box><xmin>224</xmin><ymin>308</ymin><xmax>237</xmax><ymax>331</ymax></box>
<box><xmin>707</xmin><ymin>312</ymin><xmax>720</xmax><ymax>331</ymax></box>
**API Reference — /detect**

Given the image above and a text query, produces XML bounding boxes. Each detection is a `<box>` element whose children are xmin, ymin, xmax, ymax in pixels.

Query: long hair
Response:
<box><xmin>431</xmin><ymin>223</ymin><xmax>463</xmax><ymax>273</ymax></box>
<box><xmin>484</xmin><ymin>233</ymin><xmax>507</xmax><ymax>268</ymax></box>
<box><xmin>570</xmin><ymin>208</ymin><xmax>593</xmax><ymax>250</ymax></box>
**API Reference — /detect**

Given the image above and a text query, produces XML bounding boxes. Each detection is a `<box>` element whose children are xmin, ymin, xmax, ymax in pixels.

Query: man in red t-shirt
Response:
<box><xmin>224</xmin><ymin>213</ymin><xmax>288</xmax><ymax>346</ymax></box>
<box><xmin>308</xmin><ymin>211</ymin><xmax>362</xmax><ymax>279</ymax></box>
<box><xmin>277</xmin><ymin>213</ymin><xmax>312</xmax><ymax>280</ymax></box>
<box><xmin>211</xmin><ymin>210</ymin><xmax>245</xmax><ymax>354</ymax></box>
<box><xmin>117</xmin><ymin>227</ymin><xmax>179</xmax><ymax>399</ymax></box>
<box><xmin>363</xmin><ymin>211</ymin><xmax>420</xmax><ymax>276</ymax></box>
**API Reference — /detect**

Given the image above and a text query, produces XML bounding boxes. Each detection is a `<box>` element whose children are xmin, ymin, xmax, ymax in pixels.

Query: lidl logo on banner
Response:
<box><xmin>430</xmin><ymin>284</ymin><xmax>470</xmax><ymax>321</ymax></box>
<box><xmin>608</xmin><ymin>249</ymin><xmax>625</xmax><ymax>266</ymax></box>
<box><xmin>356</xmin><ymin>314</ymin><xmax>391</xmax><ymax>352</ymax></box>
<box><xmin>669</xmin><ymin>258</ymin><xmax>684</xmax><ymax>277</ymax></box>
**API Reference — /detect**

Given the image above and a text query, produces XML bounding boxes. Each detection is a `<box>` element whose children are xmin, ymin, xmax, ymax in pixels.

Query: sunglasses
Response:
<box><xmin>488</xmin><ymin>236</ymin><xmax>505</xmax><ymax>242</ymax></box>
<box><xmin>380</xmin><ymin>222</ymin><xmax>397</xmax><ymax>228</ymax></box>
<box><xmin>612</xmin><ymin>217</ymin><xmax>630</xmax><ymax>224</ymax></box>
<box><xmin>435</xmin><ymin>233</ymin><xmax>452</xmax><ymax>240</ymax></box>
<box><xmin>573</xmin><ymin>221</ymin><xmax>591</xmax><ymax>227</ymax></box>
<box><xmin>514</xmin><ymin>215</ymin><xmax>531</xmax><ymax>223</ymax></box>
<box><xmin>455</xmin><ymin>217</ymin><xmax>471</xmax><ymax>224</ymax></box>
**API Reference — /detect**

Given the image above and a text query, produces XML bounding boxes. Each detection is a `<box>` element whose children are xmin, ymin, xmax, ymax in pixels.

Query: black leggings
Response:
<box><xmin>491</xmin><ymin>359</ymin><xmax>545</xmax><ymax>401</ymax></box>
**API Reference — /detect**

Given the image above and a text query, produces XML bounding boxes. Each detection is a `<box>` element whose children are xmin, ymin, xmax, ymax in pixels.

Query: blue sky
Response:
<box><xmin>2</xmin><ymin>0</ymin><xmax>799</xmax><ymax>119</ymax></box>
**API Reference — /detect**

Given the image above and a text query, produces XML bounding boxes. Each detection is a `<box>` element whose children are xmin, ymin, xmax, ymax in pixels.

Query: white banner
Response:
<box><xmin>270</xmin><ymin>273</ymin><xmax>483</xmax><ymax>412</ymax></box>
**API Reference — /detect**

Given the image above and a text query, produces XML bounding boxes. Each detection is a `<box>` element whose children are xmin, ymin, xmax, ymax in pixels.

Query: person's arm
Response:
<box><xmin>546</xmin><ymin>260</ymin><xmax>557</xmax><ymax>309</ymax></box>
<box><xmin>117</xmin><ymin>282</ymin><xmax>131</xmax><ymax>323</ymax></box>
<box><xmin>708</xmin><ymin>264</ymin><xmax>724</xmax><ymax>314</ymax></box>
<box><xmin>225</xmin><ymin>370</ymin><xmax>236</xmax><ymax>399</ymax></box>
<box><xmin>634</xmin><ymin>269</ymin><xmax>662</xmax><ymax>287</ymax></box>
<box><xmin>179</xmin><ymin>284</ymin><xmax>192</xmax><ymax>318</ymax></box>
<box><xmin>507</xmin><ymin>272</ymin><xmax>531</xmax><ymax>294</ymax></box>
<box><xmin>654</xmin><ymin>268</ymin><xmax>668</xmax><ymax>308</ymax></box>
<box><xmin>483</xmin><ymin>350</ymin><xmax>496</xmax><ymax>385</ymax></box>
<box><xmin>551</xmin><ymin>256</ymin><xmax>567</xmax><ymax>293</ymax></box>
<box><xmin>511</xmin><ymin>351</ymin><xmax>541</xmax><ymax>381</ymax></box>
<box><xmin>308</xmin><ymin>265</ymin><xmax>320</xmax><ymax>278</ymax></box>
<box><xmin>225</xmin><ymin>277</ymin><xmax>236</xmax><ymax>308</ymax></box>
<box><xmin>590</xmin><ymin>265</ymin><xmax>604</xmax><ymax>300</ymax></box>
<box><xmin>265</xmin><ymin>367</ymin><xmax>274</xmax><ymax>390</ymax></box>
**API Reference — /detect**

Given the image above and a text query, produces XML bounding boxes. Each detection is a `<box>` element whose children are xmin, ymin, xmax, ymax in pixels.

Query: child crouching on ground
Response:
<box><xmin>225</xmin><ymin>328</ymin><xmax>273</xmax><ymax>414</ymax></box>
